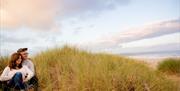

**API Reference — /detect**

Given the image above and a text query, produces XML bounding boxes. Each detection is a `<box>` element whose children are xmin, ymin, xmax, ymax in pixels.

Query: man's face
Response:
<box><xmin>20</xmin><ymin>51</ymin><xmax>29</xmax><ymax>60</ymax></box>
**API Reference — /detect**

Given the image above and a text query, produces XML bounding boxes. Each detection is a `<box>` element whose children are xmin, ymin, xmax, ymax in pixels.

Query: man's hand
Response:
<box><xmin>23</xmin><ymin>73</ymin><xmax>28</xmax><ymax>82</ymax></box>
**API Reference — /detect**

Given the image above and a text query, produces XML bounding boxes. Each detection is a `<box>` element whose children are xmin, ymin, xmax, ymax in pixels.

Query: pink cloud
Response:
<box><xmin>0</xmin><ymin>0</ymin><xmax>60</xmax><ymax>29</ymax></box>
<box><xmin>0</xmin><ymin>0</ymin><xmax>129</xmax><ymax>30</ymax></box>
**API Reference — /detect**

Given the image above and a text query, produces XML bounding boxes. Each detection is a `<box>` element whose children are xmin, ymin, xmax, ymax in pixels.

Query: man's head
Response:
<box><xmin>17</xmin><ymin>48</ymin><xmax>29</xmax><ymax>60</ymax></box>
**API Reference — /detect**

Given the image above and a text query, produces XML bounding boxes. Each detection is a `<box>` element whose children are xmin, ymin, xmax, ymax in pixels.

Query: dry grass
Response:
<box><xmin>0</xmin><ymin>46</ymin><xmax>179</xmax><ymax>91</ymax></box>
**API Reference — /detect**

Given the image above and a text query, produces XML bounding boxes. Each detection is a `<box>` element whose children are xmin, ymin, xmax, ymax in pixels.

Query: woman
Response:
<box><xmin>0</xmin><ymin>52</ymin><xmax>34</xmax><ymax>90</ymax></box>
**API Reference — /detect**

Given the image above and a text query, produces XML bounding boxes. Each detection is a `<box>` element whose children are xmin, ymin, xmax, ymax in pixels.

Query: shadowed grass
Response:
<box><xmin>0</xmin><ymin>46</ymin><xmax>179</xmax><ymax>91</ymax></box>
<box><xmin>0</xmin><ymin>56</ymin><xmax>9</xmax><ymax>89</ymax></box>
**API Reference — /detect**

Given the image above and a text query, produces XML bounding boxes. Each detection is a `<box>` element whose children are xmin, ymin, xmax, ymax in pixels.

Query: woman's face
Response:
<box><xmin>16</xmin><ymin>56</ymin><xmax>22</xmax><ymax>65</ymax></box>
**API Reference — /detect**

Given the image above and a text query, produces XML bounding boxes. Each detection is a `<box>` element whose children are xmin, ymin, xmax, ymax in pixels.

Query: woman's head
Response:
<box><xmin>9</xmin><ymin>52</ymin><xmax>22</xmax><ymax>69</ymax></box>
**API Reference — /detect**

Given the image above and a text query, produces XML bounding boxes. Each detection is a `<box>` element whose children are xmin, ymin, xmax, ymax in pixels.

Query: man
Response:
<box><xmin>17</xmin><ymin>48</ymin><xmax>38</xmax><ymax>91</ymax></box>
<box><xmin>17</xmin><ymin>48</ymin><xmax>34</xmax><ymax>74</ymax></box>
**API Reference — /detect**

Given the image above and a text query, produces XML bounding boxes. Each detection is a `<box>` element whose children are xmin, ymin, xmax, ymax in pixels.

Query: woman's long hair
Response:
<box><xmin>9</xmin><ymin>52</ymin><xmax>22</xmax><ymax>69</ymax></box>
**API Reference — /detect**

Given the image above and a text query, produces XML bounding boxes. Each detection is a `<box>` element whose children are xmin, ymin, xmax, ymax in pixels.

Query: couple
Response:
<box><xmin>0</xmin><ymin>48</ymin><xmax>38</xmax><ymax>91</ymax></box>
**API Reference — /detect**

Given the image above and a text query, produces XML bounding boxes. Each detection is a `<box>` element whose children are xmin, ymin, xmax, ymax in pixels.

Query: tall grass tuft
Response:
<box><xmin>158</xmin><ymin>58</ymin><xmax>180</xmax><ymax>74</ymax></box>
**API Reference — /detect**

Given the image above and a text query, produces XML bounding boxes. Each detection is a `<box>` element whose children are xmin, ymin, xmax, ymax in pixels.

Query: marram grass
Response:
<box><xmin>0</xmin><ymin>46</ymin><xmax>179</xmax><ymax>91</ymax></box>
<box><xmin>158</xmin><ymin>58</ymin><xmax>180</xmax><ymax>74</ymax></box>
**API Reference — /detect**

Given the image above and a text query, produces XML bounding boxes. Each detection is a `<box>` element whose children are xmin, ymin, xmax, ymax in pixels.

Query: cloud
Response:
<box><xmin>114</xmin><ymin>19</ymin><xmax>180</xmax><ymax>43</ymax></box>
<box><xmin>0</xmin><ymin>29</ymin><xmax>62</xmax><ymax>55</ymax></box>
<box><xmin>62</xmin><ymin>0</ymin><xmax>130</xmax><ymax>15</ymax></box>
<box><xmin>116</xmin><ymin>43</ymin><xmax>180</xmax><ymax>57</ymax></box>
<box><xmin>1</xmin><ymin>30</ymin><xmax>62</xmax><ymax>44</ymax></box>
<box><xmin>0</xmin><ymin>0</ymin><xmax>61</xmax><ymax>29</ymax></box>
<box><xmin>81</xmin><ymin>19</ymin><xmax>180</xmax><ymax>52</ymax></box>
<box><xmin>0</xmin><ymin>0</ymin><xmax>130</xmax><ymax>30</ymax></box>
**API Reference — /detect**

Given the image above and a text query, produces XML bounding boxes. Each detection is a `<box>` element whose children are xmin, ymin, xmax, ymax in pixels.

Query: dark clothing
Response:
<box><xmin>0</xmin><ymin>75</ymin><xmax>39</xmax><ymax>91</ymax></box>
<box><xmin>27</xmin><ymin>75</ymin><xmax>39</xmax><ymax>90</ymax></box>
<box><xmin>0</xmin><ymin>81</ymin><xmax>9</xmax><ymax>91</ymax></box>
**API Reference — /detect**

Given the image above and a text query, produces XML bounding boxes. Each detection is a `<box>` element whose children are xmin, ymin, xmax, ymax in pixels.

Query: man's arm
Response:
<box><xmin>23</xmin><ymin>66</ymin><xmax>34</xmax><ymax>82</ymax></box>
<box><xmin>27</xmin><ymin>58</ymin><xmax>35</xmax><ymax>75</ymax></box>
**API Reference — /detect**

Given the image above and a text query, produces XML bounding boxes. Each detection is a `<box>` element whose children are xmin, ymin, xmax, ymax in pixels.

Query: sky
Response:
<box><xmin>0</xmin><ymin>0</ymin><xmax>180</xmax><ymax>57</ymax></box>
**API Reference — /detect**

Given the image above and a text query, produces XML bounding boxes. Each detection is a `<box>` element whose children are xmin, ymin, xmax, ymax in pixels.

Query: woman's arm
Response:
<box><xmin>0</xmin><ymin>66</ymin><xmax>12</xmax><ymax>81</ymax></box>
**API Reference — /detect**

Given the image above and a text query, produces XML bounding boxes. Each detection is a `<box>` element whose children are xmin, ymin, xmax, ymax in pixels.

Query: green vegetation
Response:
<box><xmin>158</xmin><ymin>58</ymin><xmax>180</xmax><ymax>74</ymax></box>
<box><xmin>0</xmin><ymin>46</ymin><xmax>179</xmax><ymax>91</ymax></box>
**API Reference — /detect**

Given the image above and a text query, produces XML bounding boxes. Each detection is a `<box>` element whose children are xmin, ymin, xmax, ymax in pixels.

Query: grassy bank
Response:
<box><xmin>0</xmin><ymin>46</ymin><xmax>179</xmax><ymax>91</ymax></box>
